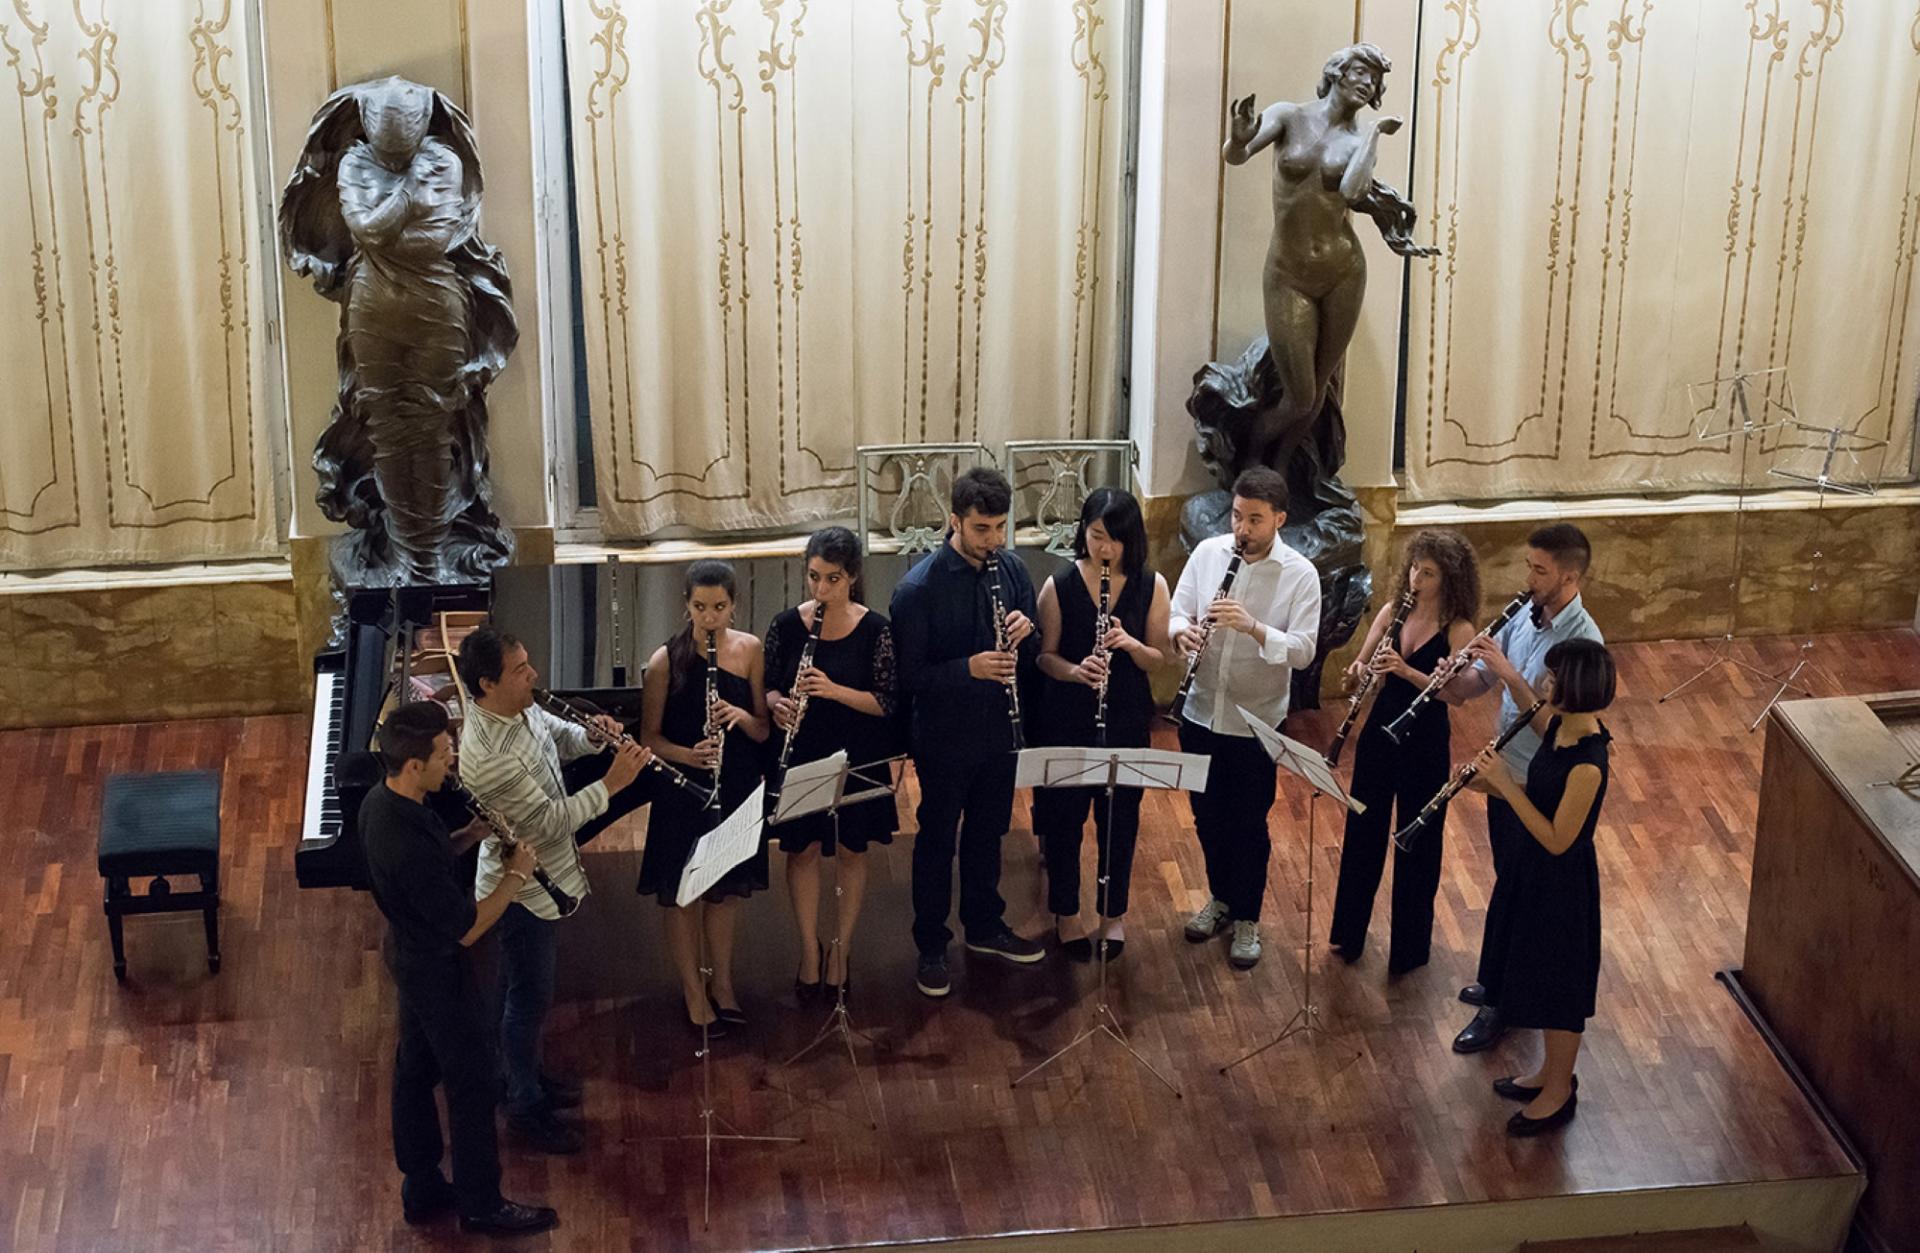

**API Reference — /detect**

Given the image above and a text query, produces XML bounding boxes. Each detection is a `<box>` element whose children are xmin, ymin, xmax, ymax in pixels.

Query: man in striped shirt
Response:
<box><xmin>456</xmin><ymin>626</ymin><xmax>648</xmax><ymax>1154</ymax></box>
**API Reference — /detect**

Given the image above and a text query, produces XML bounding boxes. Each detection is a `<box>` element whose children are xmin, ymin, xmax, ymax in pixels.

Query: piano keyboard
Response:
<box><xmin>301</xmin><ymin>668</ymin><xmax>345</xmax><ymax>856</ymax></box>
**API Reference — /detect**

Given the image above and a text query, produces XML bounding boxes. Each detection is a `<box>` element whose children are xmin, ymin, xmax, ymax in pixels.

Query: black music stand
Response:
<box><xmin>666</xmin><ymin>782</ymin><xmax>801</xmax><ymax>1227</ymax></box>
<box><xmin>762</xmin><ymin>752</ymin><xmax>904</xmax><ymax>1132</ymax></box>
<box><xmin>1009</xmin><ymin>746</ymin><xmax>1210</xmax><ymax>1098</ymax></box>
<box><xmin>1220</xmin><ymin>709</ymin><xmax>1366</xmax><ymax>1073</ymax></box>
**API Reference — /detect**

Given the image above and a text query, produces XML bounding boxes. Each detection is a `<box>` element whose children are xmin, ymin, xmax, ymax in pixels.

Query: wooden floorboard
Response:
<box><xmin>2</xmin><ymin>630</ymin><xmax>1909</xmax><ymax>1251</ymax></box>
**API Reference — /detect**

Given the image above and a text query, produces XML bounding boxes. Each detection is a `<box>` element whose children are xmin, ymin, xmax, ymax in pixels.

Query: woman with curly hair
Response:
<box><xmin>1328</xmin><ymin>528</ymin><xmax>1481</xmax><ymax>973</ymax></box>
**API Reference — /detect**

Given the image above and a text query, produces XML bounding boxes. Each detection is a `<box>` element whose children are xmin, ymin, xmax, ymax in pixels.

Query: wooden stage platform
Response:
<box><xmin>5</xmin><ymin>630</ymin><xmax>1911</xmax><ymax>1251</ymax></box>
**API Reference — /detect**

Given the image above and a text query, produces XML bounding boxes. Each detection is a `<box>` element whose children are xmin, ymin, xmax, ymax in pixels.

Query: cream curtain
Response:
<box><xmin>1405</xmin><ymin>0</ymin><xmax>1920</xmax><ymax>501</ymax></box>
<box><xmin>566</xmin><ymin>0</ymin><xmax>1125</xmax><ymax>536</ymax></box>
<box><xmin>0</xmin><ymin>1</ymin><xmax>280</xmax><ymax>568</ymax></box>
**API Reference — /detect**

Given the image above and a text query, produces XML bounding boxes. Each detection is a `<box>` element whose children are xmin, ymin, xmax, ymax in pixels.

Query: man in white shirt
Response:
<box><xmin>455</xmin><ymin>626</ymin><xmax>648</xmax><ymax>1154</ymax></box>
<box><xmin>1171</xmin><ymin>467</ymin><xmax>1322</xmax><ymax>970</ymax></box>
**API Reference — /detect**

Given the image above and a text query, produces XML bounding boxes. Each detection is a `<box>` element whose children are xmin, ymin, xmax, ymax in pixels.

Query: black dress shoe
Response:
<box><xmin>1096</xmin><ymin>938</ymin><xmax>1125</xmax><ymax>963</ymax></box>
<box><xmin>1459</xmin><ymin>982</ymin><xmax>1487</xmax><ymax>1006</ymax></box>
<box><xmin>508</xmin><ymin>1109</ymin><xmax>585</xmax><ymax>1155</ymax></box>
<box><xmin>1329</xmin><ymin>942</ymin><xmax>1363</xmax><ymax>964</ymax></box>
<box><xmin>1451</xmin><ymin>1006</ymin><xmax>1506</xmax><ymax>1054</ymax></box>
<box><xmin>540</xmin><ymin>1071</ymin><xmax>583</xmax><ymax>1110</ymax></box>
<box><xmin>401</xmin><ymin>1173</ymin><xmax>458</xmax><ymax>1225</ymax></box>
<box><xmin>1507</xmin><ymin>1091</ymin><xmax>1578</xmax><ymax>1136</ymax></box>
<box><xmin>460</xmin><ymin>1200</ymin><xmax>559</xmax><ymax>1236</ymax></box>
<box><xmin>1060</xmin><ymin>936</ymin><xmax>1093</xmax><ymax>963</ymax></box>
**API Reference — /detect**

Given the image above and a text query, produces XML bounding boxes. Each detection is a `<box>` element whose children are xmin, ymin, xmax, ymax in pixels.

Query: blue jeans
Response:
<box><xmin>496</xmin><ymin>903</ymin><xmax>557</xmax><ymax>1117</ymax></box>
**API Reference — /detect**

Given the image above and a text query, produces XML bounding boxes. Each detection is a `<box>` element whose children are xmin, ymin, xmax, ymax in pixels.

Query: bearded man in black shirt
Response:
<box><xmin>360</xmin><ymin>701</ymin><xmax>557</xmax><ymax>1236</ymax></box>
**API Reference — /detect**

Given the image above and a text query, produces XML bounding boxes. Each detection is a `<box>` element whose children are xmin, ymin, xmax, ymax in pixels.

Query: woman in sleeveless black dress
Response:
<box><xmin>638</xmin><ymin>560</ymin><xmax>770</xmax><ymax>1033</ymax></box>
<box><xmin>1033</xmin><ymin>489</ymin><xmax>1171</xmax><ymax>962</ymax></box>
<box><xmin>1329</xmin><ymin>529</ymin><xmax>1482</xmax><ymax>974</ymax></box>
<box><xmin>764</xmin><ymin>527</ymin><xmax>900</xmax><ymax>1001</ymax></box>
<box><xmin>1467</xmin><ymin>638</ymin><xmax>1615</xmax><ymax>1136</ymax></box>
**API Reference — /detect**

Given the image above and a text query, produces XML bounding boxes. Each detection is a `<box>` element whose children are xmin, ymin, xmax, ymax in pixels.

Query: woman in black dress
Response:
<box><xmin>1328</xmin><ymin>528</ymin><xmax>1481</xmax><ymax>973</ymax></box>
<box><xmin>638</xmin><ymin>560</ymin><xmax>771</xmax><ymax>1032</ymax></box>
<box><xmin>1466</xmin><ymin>638</ymin><xmax>1614</xmax><ymax>1136</ymax></box>
<box><xmin>764</xmin><ymin>527</ymin><xmax>899</xmax><ymax>1001</ymax></box>
<box><xmin>1033</xmin><ymin>488</ymin><xmax>1171</xmax><ymax>961</ymax></box>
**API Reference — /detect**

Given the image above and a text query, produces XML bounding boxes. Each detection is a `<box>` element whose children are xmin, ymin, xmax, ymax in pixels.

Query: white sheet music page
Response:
<box><xmin>677</xmin><ymin>782</ymin><xmax>768</xmax><ymax>907</ymax></box>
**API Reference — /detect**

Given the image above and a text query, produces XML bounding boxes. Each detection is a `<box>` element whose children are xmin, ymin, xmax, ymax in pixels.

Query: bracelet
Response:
<box><xmin>504</xmin><ymin>870</ymin><xmax>528</xmax><ymax>887</ymax></box>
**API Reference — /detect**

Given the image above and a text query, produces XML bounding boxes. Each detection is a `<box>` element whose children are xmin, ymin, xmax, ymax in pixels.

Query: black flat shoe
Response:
<box><xmin>460</xmin><ymin>1200</ymin><xmax>559</xmax><ymax>1236</ymax></box>
<box><xmin>1060</xmin><ymin>936</ymin><xmax>1093</xmax><ymax>962</ymax></box>
<box><xmin>1494</xmin><ymin>1073</ymin><xmax>1578</xmax><ymax>1102</ymax></box>
<box><xmin>1507</xmin><ymin>1091</ymin><xmax>1578</xmax><ymax>1136</ymax></box>
<box><xmin>1096</xmin><ymin>938</ymin><xmax>1125</xmax><ymax>963</ymax></box>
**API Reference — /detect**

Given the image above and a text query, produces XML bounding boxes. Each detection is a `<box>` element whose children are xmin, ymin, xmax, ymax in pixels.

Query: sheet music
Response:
<box><xmin>677</xmin><ymin>782</ymin><xmax>768</xmax><ymax>907</ymax></box>
<box><xmin>1236</xmin><ymin>706</ymin><xmax>1365</xmax><ymax>815</ymax></box>
<box><xmin>769</xmin><ymin>751</ymin><xmax>848</xmax><ymax>825</ymax></box>
<box><xmin>1015</xmin><ymin>746</ymin><xmax>1210</xmax><ymax>793</ymax></box>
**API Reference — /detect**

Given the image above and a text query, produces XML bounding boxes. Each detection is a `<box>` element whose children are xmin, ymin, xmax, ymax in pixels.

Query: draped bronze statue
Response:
<box><xmin>280</xmin><ymin>76</ymin><xmax>516</xmax><ymax>589</ymax></box>
<box><xmin>1187</xmin><ymin>43</ymin><xmax>1436</xmax><ymax>709</ymax></box>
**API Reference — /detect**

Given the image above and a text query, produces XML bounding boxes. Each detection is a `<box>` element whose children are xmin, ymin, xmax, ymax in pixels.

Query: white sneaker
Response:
<box><xmin>1229</xmin><ymin>920</ymin><xmax>1261</xmax><ymax>969</ymax></box>
<box><xmin>1184</xmin><ymin>898</ymin><xmax>1231</xmax><ymax>943</ymax></box>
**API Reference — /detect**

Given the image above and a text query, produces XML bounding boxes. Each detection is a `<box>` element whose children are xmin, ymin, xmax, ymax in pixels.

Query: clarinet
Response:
<box><xmin>1091</xmin><ymin>560</ymin><xmax>1113</xmax><ymax>749</ymax></box>
<box><xmin>1324</xmin><ymin>585</ymin><xmax>1417</xmax><ymax>767</ymax></box>
<box><xmin>703</xmin><ymin>630</ymin><xmax>724</xmax><ymax>812</ymax></box>
<box><xmin>607</xmin><ymin>555</ymin><xmax>627</xmax><ymax>688</ymax></box>
<box><xmin>1382</xmin><ymin>589</ymin><xmax>1531</xmax><ymax>745</ymax></box>
<box><xmin>769</xmin><ymin>607</ymin><xmax>825</xmax><ymax>812</ymax></box>
<box><xmin>1169</xmin><ymin>543</ymin><xmax>1245</xmax><ymax>721</ymax></box>
<box><xmin>984</xmin><ymin>552</ymin><xmax>1026</xmax><ymax>751</ymax></box>
<box><xmin>447</xmin><ymin>775</ymin><xmax>580</xmax><ymax>916</ymax></box>
<box><xmin>1393</xmin><ymin>700</ymin><xmax>1545</xmax><ymax>849</ymax></box>
<box><xmin>532</xmin><ymin>688</ymin><xmax>714</xmax><ymax>807</ymax></box>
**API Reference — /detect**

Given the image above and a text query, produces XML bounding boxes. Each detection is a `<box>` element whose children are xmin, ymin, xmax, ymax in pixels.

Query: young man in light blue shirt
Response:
<box><xmin>1439</xmin><ymin>523</ymin><xmax>1604</xmax><ymax>1053</ymax></box>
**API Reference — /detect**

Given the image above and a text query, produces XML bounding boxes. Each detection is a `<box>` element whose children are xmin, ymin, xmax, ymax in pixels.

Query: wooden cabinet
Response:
<box><xmin>1743</xmin><ymin>694</ymin><xmax>1920</xmax><ymax>1253</ymax></box>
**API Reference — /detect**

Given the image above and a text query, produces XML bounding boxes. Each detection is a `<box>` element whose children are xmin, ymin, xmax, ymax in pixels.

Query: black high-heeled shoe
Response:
<box><xmin>795</xmin><ymin>948</ymin><xmax>822</xmax><ymax>1005</ymax></box>
<box><xmin>822</xmin><ymin>945</ymin><xmax>851</xmax><ymax>1002</ymax></box>
<box><xmin>1506</xmin><ymin>1090</ymin><xmax>1578</xmax><ymax>1136</ymax></box>
<box><xmin>710</xmin><ymin>993</ymin><xmax>747</xmax><ymax>1028</ymax></box>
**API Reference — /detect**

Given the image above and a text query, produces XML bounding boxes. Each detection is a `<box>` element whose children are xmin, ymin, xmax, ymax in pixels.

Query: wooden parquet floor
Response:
<box><xmin>3</xmin><ymin>630</ymin><xmax>1913</xmax><ymax>1252</ymax></box>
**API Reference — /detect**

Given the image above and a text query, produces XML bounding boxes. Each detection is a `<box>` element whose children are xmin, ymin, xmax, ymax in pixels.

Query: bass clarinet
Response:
<box><xmin>1169</xmin><ymin>543</ymin><xmax>1245</xmax><ymax>722</ymax></box>
<box><xmin>1092</xmin><ymin>560</ymin><xmax>1113</xmax><ymax>748</ymax></box>
<box><xmin>532</xmin><ymin>688</ymin><xmax>714</xmax><ymax>808</ymax></box>
<box><xmin>1324</xmin><ymin>585</ymin><xmax>1417</xmax><ymax>767</ymax></box>
<box><xmin>703</xmin><ymin>630</ymin><xmax>725</xmax><ymax>812</ymax></box>
<box><xmin>768</xmin><ymin>607</ymin><xmax>825</xmax><ymax>812</ymax></box>
<box><xmin>984</xmin><ymin>552</ymin><xmax>1026</xmax><ymax>751</ymax></box>
<box><xmin>1381</xmin><ymin>589</ymin><xmax>1531</xmax><ymax>745</ymax></box>
<box><xmin>447</xmin><ymin>775</ymin><xmax>580</xmax><ymax>916</ymax></box>
<box><xmin>1392</xmin><ymin>699</ymin><xmax>1545</xmax><ymax>850</ymax></box>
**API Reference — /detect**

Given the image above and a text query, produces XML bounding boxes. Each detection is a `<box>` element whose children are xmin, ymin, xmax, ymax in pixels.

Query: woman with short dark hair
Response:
<box><xmin>1465</xmin><ymin>637</ymin><xmax>1616</xmax><ymax>1136</ymax></box>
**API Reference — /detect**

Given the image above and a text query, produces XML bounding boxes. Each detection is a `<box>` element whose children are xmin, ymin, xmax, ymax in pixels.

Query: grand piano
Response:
<box><xmin>294</xmin><ymin>548</ymin><xmax>1039</xmax><ymax>890</ymax></box>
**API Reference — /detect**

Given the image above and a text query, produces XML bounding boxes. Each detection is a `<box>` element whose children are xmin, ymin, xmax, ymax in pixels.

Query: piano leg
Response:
<box><xmin>201</xmin><ymin>869</ymin><xmax>221</xmax><ymax>974</ymax></box>
<box><xmin>106</xmin><ymin>876</ymin><xmax>129</xmax><ymax>982</ymax></box>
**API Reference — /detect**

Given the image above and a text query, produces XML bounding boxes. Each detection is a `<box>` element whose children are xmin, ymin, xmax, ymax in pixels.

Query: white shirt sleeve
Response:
<box><xmin>1168</xmin><ymin>543</ymin><xmax>1206</xmax><ymax>639</ymax></box>
<box><xmin>1256</xmin><ymin>555</ymin><xmax>1320</xmax><ymax>667</ymax></box>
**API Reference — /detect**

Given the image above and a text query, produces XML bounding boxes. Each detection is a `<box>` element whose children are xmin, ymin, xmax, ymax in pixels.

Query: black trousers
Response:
<box><xmin>911</xmin><ymin>750</ymin><xmax>1016</xmax><ymax>955</ymax></box>
<box><xmin>1177</xmin><ymin>721</ymin><xmax>1279</xmax><ymax>922</ymax></box>
<box><xmin>1474</xmin><ymin>795</ymin><xmax>1524</xmax><ymax>988</ymax></box>
<box><xmin>388</xmin><ymin>945</ymin><xmax>502</xmax><ymax>1216</ymax></box>
<box><xmin>1327</xmin><ymin>730</ymin><xmax>1450</xmax><ymax>971</ymax></box>
<box><xmin>1035</xmin><ymin>782</ymin><xmax>1143</xmax><ymax>918</ymax></box>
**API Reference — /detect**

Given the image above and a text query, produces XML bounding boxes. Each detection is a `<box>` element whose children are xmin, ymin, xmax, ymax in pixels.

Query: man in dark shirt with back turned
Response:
<box><xmin>360</xmin><ymin>700</ymin><xmax>557</xmax><ymax>1236</ymax></box>
<box><xmin>890</xmin><ymin>466</ymin><xmax>1046</xmax><ymax>998</ymax></box>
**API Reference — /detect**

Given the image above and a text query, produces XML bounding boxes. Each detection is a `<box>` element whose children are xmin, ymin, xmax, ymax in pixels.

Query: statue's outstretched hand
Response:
<box><xmin>1375</xmin><ymin>115</ymin><xmax>1404</xmax><ymax>136</ymax></box>
<box><xmin>1229</xmin><ymin>93</ymin><xmax>1260</xmax><ymax>147</ymax></box>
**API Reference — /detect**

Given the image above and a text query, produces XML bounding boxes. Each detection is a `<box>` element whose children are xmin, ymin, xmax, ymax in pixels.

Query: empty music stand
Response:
<box><xmin>668</xmin><ymin>782</ymin><xmax>801</xmax><ymax>1226</ymax></box>
<box><xmin>1010</xmin><ymin>745</ymin><xmax>1211</xmax><ymax>1097</ymax></box>
<box><xmin>1220</xmin><ymin>709</ymin><xmax>1366</xmax><ymax>1073</ymax></box>
<box><xmin>1748</xmin><ymin>416</ymin><xmax>1893</xmax><ymax>728</ymax></box>
<box><xmin>1661</xmin><ymin>367</ymin><xmax>1807</xmax><ymax>714</ymax></box>
<box><xmin>764</xmin><ymin>751</ymin><xmax>905</xmax><ymax>1131</ymax></box>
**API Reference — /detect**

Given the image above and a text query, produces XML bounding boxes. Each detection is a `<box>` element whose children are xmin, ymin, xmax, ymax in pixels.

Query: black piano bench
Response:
<box><xmin>97</xmin><ymin>770</ymin><xmax>223</xmax><ymax>982</ymax></box>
